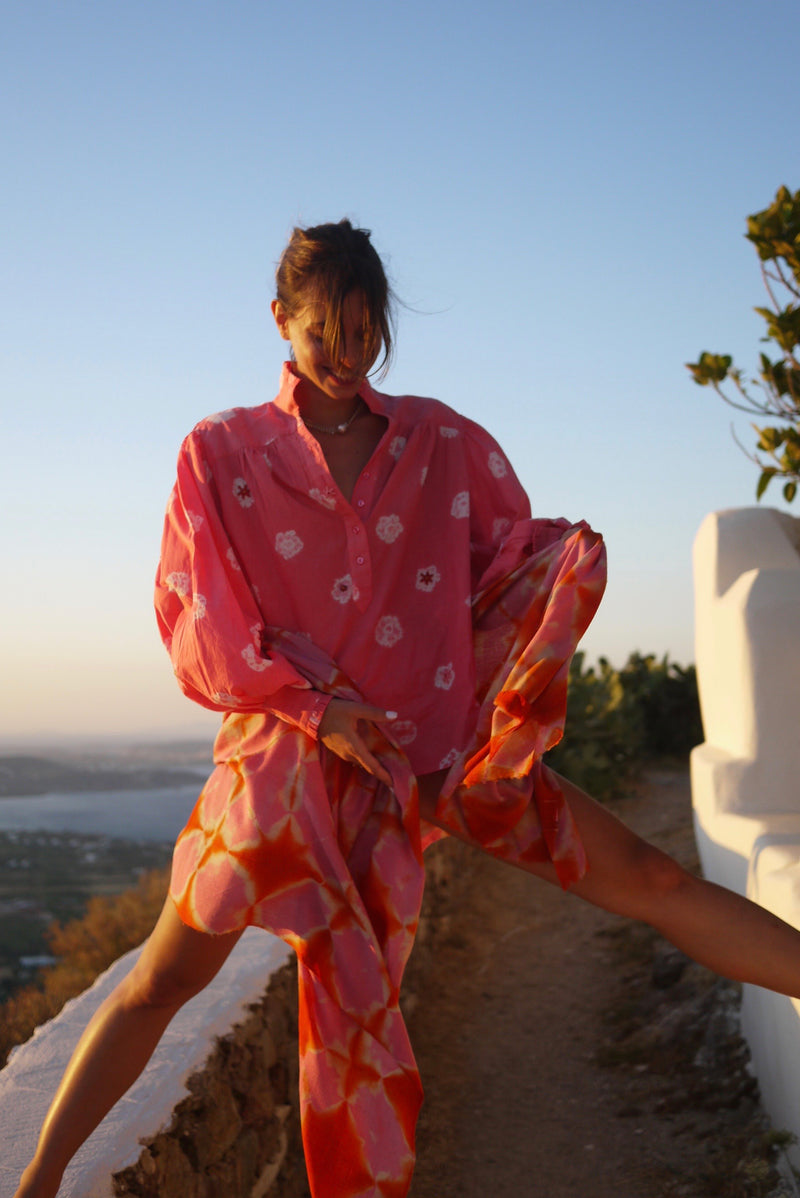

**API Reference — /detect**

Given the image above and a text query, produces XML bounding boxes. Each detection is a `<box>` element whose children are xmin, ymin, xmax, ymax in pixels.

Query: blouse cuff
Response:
<box><xmin>268</xmin><ymin>686</ymin><xmax>333</xmax><ymax>740</ymax></box>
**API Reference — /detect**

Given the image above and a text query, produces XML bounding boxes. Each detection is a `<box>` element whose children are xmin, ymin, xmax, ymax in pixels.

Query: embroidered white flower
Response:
<box><xmin>415</xmin><ymin>565</ymin><xmax>441</xmax><ymax>592</ymax></box>
<box><xmin>214</xmin><ymin>691</ymin><xmax>240</xmax><ymax>705</ymax></box>
<box><xmin>488</xmin><ymin>451</ymin><xmax>508</xmax><ymax>478</ymax></box>
<box><xmin>375</xmin><ymin>614</ymin><xmax>403</xmax><ymax>648</ymax></box>
<box><xmin>376</xmin><ymin>514</ymin><xmax>404</xmax><ymax>543</ymax></box>
<box><xmin>331</xmin><ymin>574</ymin><xmax>359</xmax><ymax>604</ymax></box>
<box><xmin>391</xmin><ymin>720</ymin><xmax>418</xmax><ymax>746</ymax></box>
<box><xmin>241</xmin><ymin>644</ymin><xmax>272</xmax><ymax>672</ymax></box>
<box><xmin>192</xmin><ymin>594</ymin><xmax>207</xmax><ymax>620</ymax></box>
<box><xmin>439</xmin><ymin>425</ymin><xmax>459</xmax><ymax>438</ymax></box>
<box><xmin>434</xmin><ymin>663</ymin><xmax>455</xmax><ymax>691</ymax></box>
<box><xmin>493</xmin><ymin>517</ymin><xmax>511</xmax><ymax>542</ymax></box>
<box><xmin>420</xmin><ymin>467</ymin><xmax>428</xmax><ymax>487</ymax></box>
<box><xmin>439</xmin><ymin>748</ymin><xmax>460</xmax><ymax>769</ymax></box>
<box><xmin>166</xmin><ymin>571</ymin><xmax>191</xmax><ymax>597</ymax></box>
<box><xmin>389</xmin><ymin>436</ymin><xmax>407</xmax><ymax>459</ymax></box>
<box><xmin>451</xmin><ymin>491</ymin><xmax>470</xmax><ymax>519</ymax></box>
<box><xmin>310</xmin><ymin>487</ymin><xmax>337</xmax><ymax>510</ymax></box>
<box><xmin>275</xmin><ymin>529</ymin><xmax>304</xmax><ymax>560</ymax></box>
<box><xmin>226</xmin><ymin>547</ymin><xmax>242</xmax><ymax>572</ymax></box>
<box><xmin>187</xmin><ymin>509</ymin><xmax>204</xmax><ymax>531</ymax></box>
<box><xmin>208</xmin><ymin>409</ymin><xmax>237</xmax><ymax>425</ymax></box>
<box><xmin>233</xmin><ymin>478</ymin><xmax>254</xmax><ymax>508</ymax></box>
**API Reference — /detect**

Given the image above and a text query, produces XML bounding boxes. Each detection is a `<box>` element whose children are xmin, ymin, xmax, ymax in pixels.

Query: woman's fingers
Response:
<box><xmin>328</xmin><ymin>730</ymin><xmax>392</xmax><ymax>787</ymax></box>
<box><xmin>318</xmin><ymin>699</ymin><xmax>395</xmax><ymax>785</ymax></box>
<box><xmin>348</xmin><ymin>730</ymin><xmax>393</xmax><ymax>786</ymax></box>
<box><xmin>318</xmin><ymin>700</ymin><xmax>396</xmax><ymax>739</ymax></box>
<box><xmin>347</xmin><ymin>703</ymin><xmax>397</xmax><ymax>724</ymax></box>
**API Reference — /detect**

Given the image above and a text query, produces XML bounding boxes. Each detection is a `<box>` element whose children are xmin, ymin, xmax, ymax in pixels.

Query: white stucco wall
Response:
<box><xmin>0</xmin><ymin>928</ymin><xmax>290</xmax><ymax>1198</ymax></box>
<box><xmin>691</xmin><ymin>506</ymin><xmax>800</xmax><ymax>1159</ymax></box>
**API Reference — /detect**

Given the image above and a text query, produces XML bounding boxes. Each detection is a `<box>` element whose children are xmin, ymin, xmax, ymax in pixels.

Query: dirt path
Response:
<box><xmin>407</xmin><ymin>769</ymin><xmax>787</xmax><ymax>1198</ymax></box>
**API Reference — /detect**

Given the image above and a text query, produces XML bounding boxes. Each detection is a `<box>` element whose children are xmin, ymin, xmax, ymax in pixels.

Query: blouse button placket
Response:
<box><xmin>347</xmin><ymin>519</ymin><xmax>371</xmax><ymax>605</ymax></box>
<box><xmin>347</xmin><ymin>468</ymin><xmax>376</xmax><ymax>607</ymax></box>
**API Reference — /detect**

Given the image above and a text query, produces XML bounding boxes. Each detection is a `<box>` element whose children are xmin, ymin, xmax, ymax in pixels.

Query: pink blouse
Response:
<box><xmin>156</xmin><ymin>362</ymin><xmax>535</xmax><ymax>774</ymax></box>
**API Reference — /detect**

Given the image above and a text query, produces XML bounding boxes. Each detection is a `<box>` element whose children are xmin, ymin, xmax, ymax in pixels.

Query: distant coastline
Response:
<box><xmin>0</xmin><ymin>752</ymin><xmax>211</xmax><ymax>799</ymax></box>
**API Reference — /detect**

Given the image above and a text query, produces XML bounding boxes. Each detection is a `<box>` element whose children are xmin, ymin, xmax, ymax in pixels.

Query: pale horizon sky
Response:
<box><xmin>2</xmin><ymin>1</ymin><xmax>799</xmax><ymax>745</ymax></box>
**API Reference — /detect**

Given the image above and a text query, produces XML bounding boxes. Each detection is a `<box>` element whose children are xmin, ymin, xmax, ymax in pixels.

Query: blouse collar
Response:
<box><xmin>273</xmin><ymin>361</ymin><xmax>388</xmax><ymax>420</ymax></box>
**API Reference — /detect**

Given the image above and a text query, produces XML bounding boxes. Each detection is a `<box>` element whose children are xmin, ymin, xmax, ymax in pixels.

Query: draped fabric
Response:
<box><xmin>169</xmin><ymin>519</ymin><xmax>606</xmax><ymax>1197</ymax></box>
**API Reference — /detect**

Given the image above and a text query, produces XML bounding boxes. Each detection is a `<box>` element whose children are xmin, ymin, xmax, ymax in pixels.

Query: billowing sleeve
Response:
<box><xmin>154</xmin><ymin>429</ymin><xmax>331</xmax><ymax>736</ymax></box>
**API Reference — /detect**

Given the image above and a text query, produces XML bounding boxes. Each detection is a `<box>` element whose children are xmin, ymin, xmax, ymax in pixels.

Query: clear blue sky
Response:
<box><xmin>2</xmin><ymin>0</ymin><xmax>798</xmax><ymax>742</ymax></box>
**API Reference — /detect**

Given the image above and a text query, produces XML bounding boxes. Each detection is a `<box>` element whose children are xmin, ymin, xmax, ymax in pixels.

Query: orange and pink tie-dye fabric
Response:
<box><xmin>169</xmin><ymin>518</ymin><xmax>605</xmax><ymax>1196</ymax></box>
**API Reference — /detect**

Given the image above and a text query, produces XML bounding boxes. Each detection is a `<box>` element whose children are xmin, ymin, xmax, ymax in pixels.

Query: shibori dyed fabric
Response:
<box><xmin>169</xmin><ymin>518</ymin><xmax>606</xmax><ymax>1197</ymax></box>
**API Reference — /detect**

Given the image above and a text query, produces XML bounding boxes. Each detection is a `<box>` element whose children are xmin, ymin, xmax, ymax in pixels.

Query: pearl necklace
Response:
<box><xmin>301</xmin><ymin>400</ymin><xmax>365</xmax><ymax>436</ymax></box>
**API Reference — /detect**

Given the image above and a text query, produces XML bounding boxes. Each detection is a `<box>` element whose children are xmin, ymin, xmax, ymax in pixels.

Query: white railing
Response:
<box><xmin>691</xmin><ymin>506</ymin><xmax>800</xmax><ymax>1160</ymax></box>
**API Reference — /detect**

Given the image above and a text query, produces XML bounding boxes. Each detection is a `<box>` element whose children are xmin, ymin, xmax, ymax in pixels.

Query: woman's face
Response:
<box><xmin>271</xmin><ymin>289</ymin><xmax>379</xmax><ymax>405</ymax></box>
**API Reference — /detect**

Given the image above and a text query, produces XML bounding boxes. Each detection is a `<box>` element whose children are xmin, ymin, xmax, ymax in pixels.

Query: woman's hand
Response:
<box><xmin>318</xmin><ymin>699</ymin><xmax>397</xmax><ymax>787</ymax></box>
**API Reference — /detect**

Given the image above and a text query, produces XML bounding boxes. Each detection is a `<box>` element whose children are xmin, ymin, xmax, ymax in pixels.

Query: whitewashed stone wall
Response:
<box><xmin>0</xmin><ymin>838</ymin><xmax>473</xmax><ymax>1198</ymax></box>
<box><xmin>0</xmin><ymin>930</ymin><xmax>294</xmax><ymax>1198</ymax></box>
<box><xmin>691</xmin><ymin>506</ymin><xmax>800</xmax><ymax>1160</ymax></box>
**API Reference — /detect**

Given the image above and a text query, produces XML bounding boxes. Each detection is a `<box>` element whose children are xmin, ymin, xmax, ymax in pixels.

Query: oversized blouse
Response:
<box><xmin>156</xmin><ymin>363</ymin><xmax>542</xmax><ymax>773</ymax></box>
<box><xmin>154</xmin><ymin>363</ymin><xmax>607</xmax><ymax>1198</ymax></box>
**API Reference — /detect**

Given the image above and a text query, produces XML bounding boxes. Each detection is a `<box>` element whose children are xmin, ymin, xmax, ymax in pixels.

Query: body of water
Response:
<box><xmin>0</xmin><ymin>783</ymin><xmax>205</xmax><ymax>843</ymax></box>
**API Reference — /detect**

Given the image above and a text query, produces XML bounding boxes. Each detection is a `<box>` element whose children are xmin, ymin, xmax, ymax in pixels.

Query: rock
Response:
<box><xmin>650</xmin><ymin>942</ymin><xmax>689</xmax><ymax>989</ymax></box>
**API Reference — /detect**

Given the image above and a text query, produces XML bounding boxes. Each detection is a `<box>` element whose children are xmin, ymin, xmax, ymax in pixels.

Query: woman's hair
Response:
<box><xmin>275</xmin><ymin>219</ymin><xmax>395</xmax><ymax>377</ymax></box>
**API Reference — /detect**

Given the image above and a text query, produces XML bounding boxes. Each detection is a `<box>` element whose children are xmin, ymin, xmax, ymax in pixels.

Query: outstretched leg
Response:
<box><xmin>419</xmin><ymin>768</ymin><xmax>800</xmax><ymax>999</ymax></box>
<box><xmin>15</xmin><ymin>899</ymin><xmax>242</xmax><ymax>1198</ymax></box>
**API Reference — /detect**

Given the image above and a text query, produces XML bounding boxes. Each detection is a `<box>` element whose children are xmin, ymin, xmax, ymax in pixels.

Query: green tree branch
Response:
<box><xmin>687</xmin><ymin>185</ymin><xmax>800</xmax><ymax>504</ymax></box>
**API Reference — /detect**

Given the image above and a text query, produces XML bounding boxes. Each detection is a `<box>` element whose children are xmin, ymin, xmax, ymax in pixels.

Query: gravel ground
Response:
<box><xmin>407</xmin><ymin>768</ymin><xmax>798</xmax><ymax>1198</ymax></box>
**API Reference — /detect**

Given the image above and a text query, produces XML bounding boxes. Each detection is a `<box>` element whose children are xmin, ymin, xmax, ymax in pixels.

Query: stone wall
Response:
<box><xmin>691</xmin><ymin>504</ymin><xmax>800</xmax><ymax>1168</ymax></box>
<box><xmin>111</xmin><ymin>962</ymin><xmax>305</xmax><ymax>1198</ymax></box>
<box><xmin>0</xmin><ymin>930</ymin><xmax>293</xmax><ymax>1198</ymax></box>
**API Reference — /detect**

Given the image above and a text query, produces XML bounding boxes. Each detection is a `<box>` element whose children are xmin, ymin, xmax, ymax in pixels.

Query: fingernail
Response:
<box><xmin>385</xmin><ymin>711</ymin><xmax>398</xmax><ymax>720</ymax></box>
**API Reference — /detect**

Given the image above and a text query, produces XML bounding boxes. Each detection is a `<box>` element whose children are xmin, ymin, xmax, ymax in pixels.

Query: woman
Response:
<box><xmin>16</xmin><ymin>219</ymin><xmax>800</xmax><ymax>1198</ymax></box>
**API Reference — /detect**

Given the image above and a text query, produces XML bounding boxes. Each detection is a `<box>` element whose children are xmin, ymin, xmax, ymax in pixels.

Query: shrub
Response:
<box><xmin>617</xmin><ymin>652</ymin><xmax>703</xmax><ymax>760</ymax></box>
<box><xmin>546</xmin><ymin>651</ymin><xmax>703</xmax><ymax>801</ymax></box>
<box><xmin>0</xmin><ymin>868</ymin><xmax>168</xmax><ymax>1066</ymax></box>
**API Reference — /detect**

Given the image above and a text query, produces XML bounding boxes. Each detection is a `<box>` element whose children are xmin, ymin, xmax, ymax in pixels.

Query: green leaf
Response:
<box><xmin>783</xmin><ymin>481</ymin><xmax>797</xmax><ymax>503</ymax></box>
<box><xmin>756</xmin><ymin>468</ymin><xmax>776</xmax><ymax>500</ymax></box>
<box><xmin>756</xmin><ymin>426</ymin><xmax>785</xmax><ymax>452</ymax></box>
<box><xmin>686</xmin><ymin>352</ymin><xmax>733</xmax><ymax>385</ymax></box>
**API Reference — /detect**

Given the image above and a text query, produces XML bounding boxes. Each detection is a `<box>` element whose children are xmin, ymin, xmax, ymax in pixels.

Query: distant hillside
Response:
<box><xmin>0</xmin><ymin>756</ymin><xmax>207</xmax><ymax>798</ymax></box>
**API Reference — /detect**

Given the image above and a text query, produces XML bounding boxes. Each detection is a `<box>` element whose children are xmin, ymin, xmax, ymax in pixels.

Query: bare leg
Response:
<box><xmin>419</xmin><ymin>769</ymin><xmax>800</xmax><ymax>999</ymax></box>
<box><xmin>15</xmin><ymin>899</ymin><xmax>242</xmax><ymax>1198</ymax></box>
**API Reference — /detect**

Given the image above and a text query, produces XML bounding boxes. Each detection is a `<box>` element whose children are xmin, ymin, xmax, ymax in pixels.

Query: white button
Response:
<box><xmin>357</xmin><ymin>499</ymin><xmax>365</xmax><ymax>508</ymax></box>
<box><xmin>353</xmin><ymin>526</ymin><xmax>361</xmax><ymax>535</ymax></box>
<box><xmin>357</xmin><ymin>555</ymin><xmax>365</xmax><ymax>565</ymax></box>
